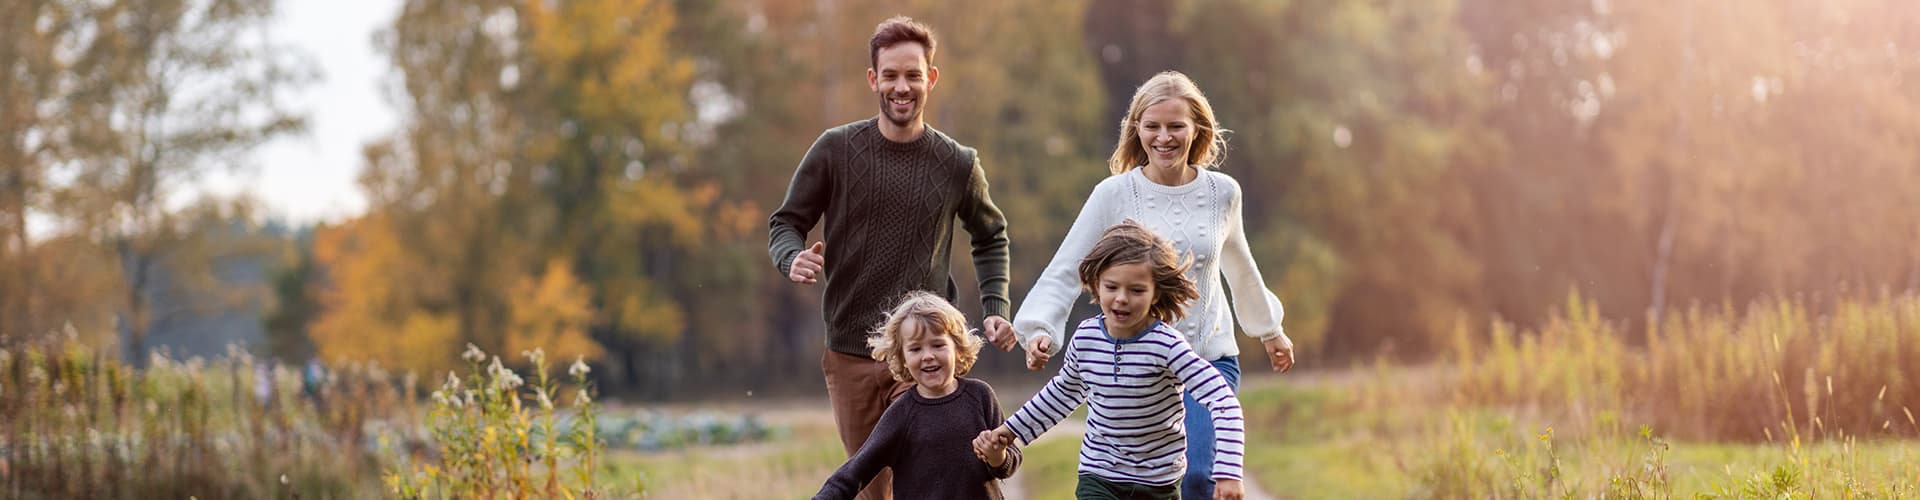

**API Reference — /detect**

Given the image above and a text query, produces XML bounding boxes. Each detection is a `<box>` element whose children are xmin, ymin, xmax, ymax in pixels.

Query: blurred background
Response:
<box><xmin>4</xmin><ymin>0</ymin><xmax>1918</xmax><ymax>395</ymax></box>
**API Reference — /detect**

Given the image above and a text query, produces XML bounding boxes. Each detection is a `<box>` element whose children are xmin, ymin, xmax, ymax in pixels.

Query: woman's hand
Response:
<box><xmin>1262</xmin><ymin>334</ymin><xmax>1294</xmax><ymax>373</ymax></box>
<box><xmin>1024</xmin><ymin>335</ymin><xmax>1054</xmax><ymax>370</ymax></box>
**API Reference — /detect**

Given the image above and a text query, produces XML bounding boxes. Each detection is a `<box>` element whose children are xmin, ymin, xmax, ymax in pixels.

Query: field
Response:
<box><xmin>6</xmin><ymin>293</ymin><xmax>1920</xmax><ymax>498</ymax></box>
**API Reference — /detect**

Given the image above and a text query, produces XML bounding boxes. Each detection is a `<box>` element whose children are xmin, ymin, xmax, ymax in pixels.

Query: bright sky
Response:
<box><xmin>190</xmin><ymin>0</ymin><xmax>402</xmax><ymax>226</ymax></box>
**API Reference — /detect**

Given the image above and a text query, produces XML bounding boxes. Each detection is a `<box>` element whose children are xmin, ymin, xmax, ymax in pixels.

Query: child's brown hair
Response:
<box><xmin>1077</xmin><ymin>220</ymin><xmax>1200</xmax><ymax>322</ymax></box>
<box><xmin>867</xmin><ymin>291</ymin><xmax>982</xmax><ymax>383</ymax></box>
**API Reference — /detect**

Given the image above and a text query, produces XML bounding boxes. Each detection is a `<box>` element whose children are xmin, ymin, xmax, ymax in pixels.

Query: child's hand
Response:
<box><xmin>1213</xmin><ymin>479</ymin><xmax>1244</xmax><ymax>500</ymax></box>
<box><xmin>1024</xmin><ymin>335</ymin><xmax>1053</xmax><ymax>370</ymax></box>
<box><xmin>972</xmin><ymin>426</ymin><xmax>1015</xmax><ymax>467</ymax></box>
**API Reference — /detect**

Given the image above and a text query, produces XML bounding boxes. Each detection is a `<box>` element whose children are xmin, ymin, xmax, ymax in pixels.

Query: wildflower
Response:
<box><xmin>499</xmin><ymin>371</ymin><xmax>524</xmax><ymax>390</ymax></box>
<box><xmin>444</xmin><ymin>372</ymin><xmax>461</xmax><ymax>391</ymax></box>
<box><xmin>569</xmin><ymin>357</ymin><xmax>590</xmax><ymax>378</ymax></box>
<box><xmin>523</xmin><ymin>348</ymin><xmax>545</xmax><ymax>365</ymax></box>
<box><xmin>463</xmin><ymin>343</ymin><xmax>486</xmax><ymax>364</ymax></box>
<box><xmin>537</xmin><ymin>389</ymin><xmax>554</xmax><ymax>410</ymax></box>
<box><xmin>432</xmin><ymin>390</ymin><xmax>451</xmax><ymax>407</ymax></box>
<box><xmin>575</xmin><ymin>389</ymin><xmax>592</xmax><ymax>407</ymax></box>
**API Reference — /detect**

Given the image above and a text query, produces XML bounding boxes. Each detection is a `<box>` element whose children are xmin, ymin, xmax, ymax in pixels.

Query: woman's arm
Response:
<box><xmin>1012</xmin><ymin>178</ymin><xmax>1121</xmax><ymax>366</ymax></box>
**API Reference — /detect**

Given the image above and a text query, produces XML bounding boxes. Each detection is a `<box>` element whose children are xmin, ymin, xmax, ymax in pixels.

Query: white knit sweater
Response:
<box><xmin>1015</xmin><ymin>167</ymin><xmax>1285</xmax><ymax>362</ymax></box>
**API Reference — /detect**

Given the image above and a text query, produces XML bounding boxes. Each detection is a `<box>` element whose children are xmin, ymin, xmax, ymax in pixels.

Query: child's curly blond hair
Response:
<box><xmin>867</xmin><ymin>291</ymin><xmax>983</xmax><ymax>383</ymax></box>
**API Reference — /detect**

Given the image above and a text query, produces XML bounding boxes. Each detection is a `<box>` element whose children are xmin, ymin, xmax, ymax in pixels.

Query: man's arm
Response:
<box><xmin>957</xmin><ymin>153</ymin><xmax>1011</xmax><ymax>320</ymax></box>
<box><xmin>770</xmin><ymin>131</ymin><xmax>837</xmax><ymax>277</ymax></box>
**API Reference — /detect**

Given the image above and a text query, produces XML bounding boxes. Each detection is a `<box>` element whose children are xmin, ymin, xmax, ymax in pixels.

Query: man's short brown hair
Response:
<box><xmin>869</xmin><ymin>16</ymin><xmax>937</xmax><ymax>69</ymax></box>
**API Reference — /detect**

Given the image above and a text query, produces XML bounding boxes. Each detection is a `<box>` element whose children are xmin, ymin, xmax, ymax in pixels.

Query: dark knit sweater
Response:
<box><xmin>769</xmin><ymin>118</ymin><xmax>1011</xmax><ymax>356</ymax></box>
<box><xmin>813</xmin><ymin>378</ymin><xmax>1022</xmax><ymax>500</ymax></box>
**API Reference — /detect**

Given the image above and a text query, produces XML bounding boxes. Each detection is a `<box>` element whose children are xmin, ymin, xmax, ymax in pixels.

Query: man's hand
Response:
<box><xmin>787</xmin><ymin>241</ymin><xmax>826</xmax><ymax>284</ymax></box>
<box><xmin>972</xmin><ymin>426</ymin><xmax>1015</xmax><ymax>467</ymax></box>
<box><xmin>1263</xmin><ymin>334</ymin><xmax>1295</xmax><ymax>373</ymax></box>
<box><xmin>1024</xmin><ymin>335</ymin><xmax>1054</xmax><ymax>371</ymax></box>
<box><xmin>1214</xmin><ymin>479</ymin><xmax>1244</xmax><ymax>500</ymax></box>
<box><xmin>983</xmin><ymin>316</ymin><xmax>1016</xmax><ymax>352</ymax></box>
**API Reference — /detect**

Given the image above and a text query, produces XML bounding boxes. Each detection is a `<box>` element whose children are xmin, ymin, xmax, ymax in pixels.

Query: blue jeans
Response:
<box><xmin>1181</xmin><ymin>356</ymin><xmax>1242</xmax><ymax>500</ymax></box>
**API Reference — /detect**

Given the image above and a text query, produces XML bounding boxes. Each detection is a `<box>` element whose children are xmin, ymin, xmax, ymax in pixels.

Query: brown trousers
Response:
<box><xmin>822</xmin><ymin>350</ymin><xmax>915</xmax><ymax>500</ymax></box>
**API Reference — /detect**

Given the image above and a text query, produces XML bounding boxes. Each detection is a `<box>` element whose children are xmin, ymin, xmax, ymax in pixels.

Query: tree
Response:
<box><xmin>50</xmin><ymin>0</ymin><xmax>308</xmax><ymax>361</ymax></box>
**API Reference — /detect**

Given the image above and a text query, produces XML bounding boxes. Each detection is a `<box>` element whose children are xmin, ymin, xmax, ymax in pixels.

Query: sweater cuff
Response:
<box><xmin>1249</xmin><ymin>327</ymin><xmax>1284</xmax><ymax>341</ymax></box>
<box><xmin>982</xmin><ymin>297</ymin><xmax>1010</xmax><ymax>322</ymax></box>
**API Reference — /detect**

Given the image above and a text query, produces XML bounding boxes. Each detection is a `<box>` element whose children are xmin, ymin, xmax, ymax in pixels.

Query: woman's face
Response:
<box><xmin>1136</xmin><ymin>98</ymin><xmax>1195</xmax><ymax>171</ymax></box>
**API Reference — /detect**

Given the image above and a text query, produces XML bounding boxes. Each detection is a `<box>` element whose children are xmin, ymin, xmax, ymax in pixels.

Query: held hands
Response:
<box><xmin>972</xmin><ymin>425</ymin><xmax>1016</xmax><ymax>468</ymax></box>
<box><xmin>1023</xmin><ymin>335</ymin><xmax>1053</xmax><ymax>371</ymax></box>
<box><xmin>787</xmin><ymin>241</ymin><xmax>826</xmax><ymax>284</ymax></box>
<box><xmin>1263</xmin><ymin>334</ymin><xmax>1295</xmax><ymax>373</ymax></box>
<box><xmin>983</xmin><ymin>316</ymin><xmax>1016</xmax><ymax>352</ymax></box>
<box><xmin>1214</xmin><ymin>479</ymin><xmax>1244</xmax><ymax>500</ymax></box>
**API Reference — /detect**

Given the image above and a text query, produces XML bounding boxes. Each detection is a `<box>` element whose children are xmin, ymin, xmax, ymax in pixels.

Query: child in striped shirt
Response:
<box><xmin>974</xmin><ymin>221</ymin><xmax>1246</xmax><ymax>500</ymax></box>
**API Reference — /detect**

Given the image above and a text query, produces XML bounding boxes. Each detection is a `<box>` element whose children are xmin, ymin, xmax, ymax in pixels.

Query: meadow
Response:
<box><xmin>6</xmin><ymin>292</ymin><xmax>1919</xmax><ymax>498</ymax></box>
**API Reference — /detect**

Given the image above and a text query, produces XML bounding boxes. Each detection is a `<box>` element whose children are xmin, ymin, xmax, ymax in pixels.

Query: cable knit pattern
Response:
<box><xmin>770</xmin><ymin>119</ymin><xmax>1012</xmax><ymax>356</ymax></box>
<box><xmin>1015</xmin><ymin>167</ymin><xmax>1283</xmax><ymax>362</ymax></box>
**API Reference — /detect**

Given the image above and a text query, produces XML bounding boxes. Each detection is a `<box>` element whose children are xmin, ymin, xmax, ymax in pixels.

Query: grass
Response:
<box><xmin>12</xmin><ymin>291</ymin><xmax>1920</xmax><ymax>498</ymax></box>
<box><xmin>1</xmin><ymin>328</ymin><xmax>409</xmax><ymax>498</ymax></box>
<box><xmin>597</xmin><ymin>418</ymin><xmax>843</xmax><ymax>499</ymax></box>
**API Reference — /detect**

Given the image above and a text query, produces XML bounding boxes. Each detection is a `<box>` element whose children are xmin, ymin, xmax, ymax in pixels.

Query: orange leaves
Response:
<box><xmin>504</xmin><ymin>259</ymin><xmax>603</xmax><ymax>363</ymax></box>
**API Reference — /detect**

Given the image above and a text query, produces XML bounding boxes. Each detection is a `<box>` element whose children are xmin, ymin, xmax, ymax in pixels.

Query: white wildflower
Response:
<box><xmin>462</xmin><ymin>343</ymin><xmax>486</xmax><ymax>363</ymax></box>
<box><xmin>569</xmin><ymin>357</ymin><xmax>590</xmax><ymax>378</ymax></box>
<box><xmin>575</xmin><ymin>389</ymin><xmax>592</xmax><ymax>406</ymax></box>
<box><xmin>522</xmin><ymin>348</ymin><xmax>545</xmax><ymax>365</ymax></box>
<box><xmin>537</xmin><ymin>389</ymin><xmax>554</xmax><ymax>410</ymax></box>
<box><xmin>497</xmin><ymin>370</ymin><xmax>524</xmax><ymax>391</ymax></box>
<box><xmin>444</xmin><ymin>372</ymin><xmax>461</xmax><ymax>391</ymax></box>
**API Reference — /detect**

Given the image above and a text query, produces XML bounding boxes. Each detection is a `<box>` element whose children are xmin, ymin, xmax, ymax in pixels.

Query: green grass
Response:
<box><xmin>596</xmin><ymin>419</ymin><xmax>845</xmax><ymax>499</ymax></box>
<box><xmin>1229</xmin><ymin>381</ymin><xmax>1920</xmax><ymax>499</ymax></box>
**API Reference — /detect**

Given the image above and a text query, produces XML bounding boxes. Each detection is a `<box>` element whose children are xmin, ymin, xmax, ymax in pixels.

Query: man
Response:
<box><xmin>768</xmin><ymin>16</ymin><xmax>1018</xmax><ymax>500</ymax></box>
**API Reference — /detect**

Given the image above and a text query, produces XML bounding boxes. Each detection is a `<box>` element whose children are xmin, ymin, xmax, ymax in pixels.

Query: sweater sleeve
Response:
<box><xmin>1165</xmin><ymin>332</ymin><xmax>1246</xmax><ymax>481</ymax></box>
<box><xmin>980</xmin><ymin>382</ymin><xmax>1022</xmax><ymax>479</ymax></box>
<box><xmin>958</xmin><ymin>152</ymin><xmax>1012</xmax><ymax>320</ymax></box>
<box><xmin>813</xmin><ymin>398</ymin><xmax>906</xmax><ymax>500</ymax></box>
<box><xmin>1012</xmin><ymin>178</ymin><xmax>1120</xmax><ymax>351</ymax></box>
<box><xmin>1218</xmin><ymin>175</ymin><xmax>1286</xmax><ymax>340</ymax></box>
<box><xmin>770</xmin><ymin>130</ymin><xmax>837</xmax><ymax>276</ymax></box>
<box><xmin>1004</xmin><ymin>330</ymin><xmax>1090</xmax><ymax>445</ymax></box>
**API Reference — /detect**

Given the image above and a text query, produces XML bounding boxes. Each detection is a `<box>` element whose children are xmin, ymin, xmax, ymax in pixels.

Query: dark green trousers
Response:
<box><xmin>1076</xmin><ymin>473</ymin><xmax>1180</xmax><ymax>500</ymax></box>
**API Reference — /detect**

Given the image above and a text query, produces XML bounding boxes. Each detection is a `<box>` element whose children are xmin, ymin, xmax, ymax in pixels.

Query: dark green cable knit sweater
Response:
<box><xmin>769</xmin><ymin>118</ymin><xmax>1011</xmax><ymax>356</ymax></box>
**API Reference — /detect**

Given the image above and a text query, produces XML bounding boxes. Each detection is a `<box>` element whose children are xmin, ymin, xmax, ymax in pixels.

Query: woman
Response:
<box><xmin>1013</xmin><ymin>71</ymin><xmax>1294</xmax><ymax>499</ymax></box>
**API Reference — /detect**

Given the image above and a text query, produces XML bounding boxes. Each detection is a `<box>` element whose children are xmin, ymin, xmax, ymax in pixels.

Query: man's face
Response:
<box><xmin>867</xmin><ymin>42</ymin><xmax>937</xmax><ymax>128</ymax></box>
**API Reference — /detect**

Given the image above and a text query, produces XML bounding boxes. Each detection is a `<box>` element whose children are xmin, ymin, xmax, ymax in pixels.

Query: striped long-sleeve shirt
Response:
<box><xmin>1004</xmin><ymin>316</ymin><xmax>1245</xmax><ymax>486</ymax></box>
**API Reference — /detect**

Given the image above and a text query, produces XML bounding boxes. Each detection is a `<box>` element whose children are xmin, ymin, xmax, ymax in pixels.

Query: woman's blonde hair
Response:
<box><xmin>1078</xmin><ymin>220</ymin><xmax>1199</xmax><ymax>322</ymax></box>
<box><xmin>1106</xmin><ymin>71</ymin><xmax>1230</xmax><ymax>175</ymax></box>
<box><xmin>867</xmin><ymin>291</ymin><xmax>982</xmax><ymax>383</ymax></box>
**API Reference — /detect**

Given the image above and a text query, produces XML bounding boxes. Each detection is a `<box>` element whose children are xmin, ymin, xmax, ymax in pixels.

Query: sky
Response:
<box><xmin>187</xmin><ymin>0</ymin><xmax>403</xmax><ymax>226</ymax></box>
